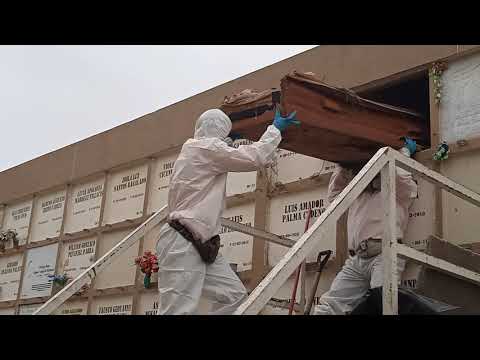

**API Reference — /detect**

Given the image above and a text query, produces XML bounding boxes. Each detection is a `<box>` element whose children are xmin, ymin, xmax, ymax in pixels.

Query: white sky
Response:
<box><xmin>0</xmin><ymin>45</ymin><xmax>316</xmax><ymax>172</ymax></box>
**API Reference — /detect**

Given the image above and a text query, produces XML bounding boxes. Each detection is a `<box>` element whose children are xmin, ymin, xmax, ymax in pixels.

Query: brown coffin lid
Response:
<box><xmin>220</xmin><ymin>71</ymin><xmax>427</xmax><ymax>165</ymax></box>
<box><xmin>284</xmin><ymin>71</ymin><xmax>423</xmax><ymax>119</ymax></box>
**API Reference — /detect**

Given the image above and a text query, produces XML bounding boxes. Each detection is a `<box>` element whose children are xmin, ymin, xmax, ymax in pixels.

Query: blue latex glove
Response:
<box><xmin>403</xmin><ymin>136</ymin><xmax>417</xmax><ymax>155</ymax></box>
<box><xmin>273</xmin><ymin>109</ymin><xmax>300</xmax><ymax>132</ymax></box>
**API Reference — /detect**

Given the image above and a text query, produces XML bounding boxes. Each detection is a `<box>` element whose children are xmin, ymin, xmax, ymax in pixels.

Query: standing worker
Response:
<box><xmin>314</xmin><ymin>138</ymin><xmax>418</xmax><ymax>315</ymax></box>
<box><xmin>156</xmin><ymin>108</ymin><xmax>299</xmax><ymax>315</ymax></box>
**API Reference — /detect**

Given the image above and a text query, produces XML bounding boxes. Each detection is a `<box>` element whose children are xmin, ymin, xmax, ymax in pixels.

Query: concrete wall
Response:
<box><xmin>1</xmin><ymin>45</ymin><xmax>478</xmax><ymax>205</ymax></box>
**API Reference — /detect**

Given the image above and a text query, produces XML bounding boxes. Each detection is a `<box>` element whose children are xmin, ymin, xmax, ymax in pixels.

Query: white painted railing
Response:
<box><xmin>233</xmin><ymin>147</ymin><xmax>480</xmax><ymax>315</ymax></box>
<box><xmin>33</xmin><ymin>205</ymin><xmax>296</xmax><ymax>314</ymax></box>
<box><xmin>34</xmin><ymin>146</ymin><xmax>480</xmax><ymax>315</ymax></box>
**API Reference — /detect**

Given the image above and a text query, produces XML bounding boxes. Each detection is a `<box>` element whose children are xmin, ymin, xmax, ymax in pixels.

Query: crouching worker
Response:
<box><xmin>314</xmin><ymin>138</ymin><xmax>418</xmax><ymax>315</ymax></box>
<box><xmin>156</xmin><ymin>108</ymin><xmax>299</xmax><ymax>315</ymax></box>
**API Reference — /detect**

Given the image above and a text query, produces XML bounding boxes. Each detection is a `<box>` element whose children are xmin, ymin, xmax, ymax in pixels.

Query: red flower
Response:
<box><xmin>135</xmin><ymin>251</ymin><xmax>159</xmax><ymax>275</ymax></box>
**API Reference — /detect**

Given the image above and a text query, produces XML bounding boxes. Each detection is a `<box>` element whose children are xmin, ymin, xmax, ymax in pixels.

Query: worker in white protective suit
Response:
<box><xmin>156</xmin><ymin>108</ymin><xmax>299</xmax><ymax>315</ymax></box>
<box><xmin>314</xmin><ymin>138</ymin><xmax>418</xmax><ymax>315</ymax></box>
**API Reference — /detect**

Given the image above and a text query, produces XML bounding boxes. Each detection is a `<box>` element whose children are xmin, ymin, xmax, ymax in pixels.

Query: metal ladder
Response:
<box><xmin>34</xmin><ymin>147</ymin><xmax>480</xmax><ymax>315</ymax></box>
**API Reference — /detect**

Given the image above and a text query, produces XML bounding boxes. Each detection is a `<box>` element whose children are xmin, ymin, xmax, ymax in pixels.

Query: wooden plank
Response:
<box><xmin>428</xmin><ymin>65</ymin><xmax>444</xmax><ymax>239</ymax></box>
<box><xmin>415</xmin><ymin>136</ymin><xmax>480</xmax><ymax>163</ymax></box>
<box><xmin>392</xmin><ymin>149</ymin><xmax>480</xmax><ymax>208</ymax></box>
<box><xmin>335</xmin><ymin>213</ymin><xmax>349</xmax><ymax>269</ymax></box>
<box><xmin>25</xmin><ymin>237</ymin><xmax>60</xmax><ymax>249</ymax></box>
<box><xmin>265</xmin><ymin>298</ymin><xmax>303</xmax><ymax>313</ymax></box>
<box><xmin>434</xmin><ymin>164</ymin><xmax>443</xmax><ymax>238</ymax></box>
<box><xmin>91</xmin><ymin>285</ymin><xmax>136</xmax><ymax>297</ymax></box>
<box><xmin>86</xmin><ymin>173</ymin><xmax>108</xmax><ymax>315</ymax></box>
<box><xmin>0</xmin><ymin>204</ymin><xmax>5</xmax><ymax>230</ymax></box>
<box><xmin>429</xmin><ymin>72</ymin><xmax>440</xmax><ymax>149</ymax></box>
<box><xmin>381</xmin><ymin>160</ymin><xmax>398</xmax><ymax>315</ymax></box>
<box><xmin>220</xmin><ymin>218</ymin><xmax>295</xmax><ymax>248</ymax></box>
<box><xmin>250</xmin><ymin>169</ymin><xmax>269</xmax><ymax>289</ymax></box>
<box><xmin>225</xmin><ymin>192</ymin><xmax>257</xmax><ymax>209</ymax></box>
<box><xmin>14</xmin><ymin>194</ymin><xmax>37</xmax><ymax>314</ymax></box>
<box><xmin>397</xmin><ymin>243</ymin><xmax>480</xmax><ymax>286</ymax></box>
<box><xmin>50</xmin><ymin>185</ymin><xmax>70</xmax><ymax>298</ymax></box>
<box><xmin>86</xmin><ymin>231</ymin><xmax>103</xmax><ymax>314</ymax></box>
<box><xmin>415</xmin><ymin>236</ymin><xmax>480</xmax><ymax>314</ymax></box>
<box><xmin>132</xmin><ymin>158</ymin><xmax>155</xmax><ymax>313</ymax></box>
<box><xmin>269</xmin><ymin>172</ymin><xmax>332</xmax><ymax>198</ymax></box>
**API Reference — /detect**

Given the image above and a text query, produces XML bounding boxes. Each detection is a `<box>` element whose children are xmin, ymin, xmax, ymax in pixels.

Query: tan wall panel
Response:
<box><xmin>58</xmin><ymin>236</ymin><xmax>97</xmax><ymax>280</ymax></box>
<box><xmin>404</xmin><ymin>175</ymin><xmax>435</xmax><ymax>251</ymax></box>
<box><xmin>143</xmin><ymin>221</ymin><xmax>164</xmax><ymax>255</ymax></box>
<box><xmin>442</xmin><ymin>150</ymin><xmax>480</xmax><ymax>245</ymax></box>
<box><xmin>18</xmin><ymin>303</ymin><xmax>42</xmax><ymax>315</ymax></box>
<box><xmin>0</xmin><ymin>307</ymin><xmax>15</xmax><ymax>315</ymax></box>
<box><xmin>0</xmin><ymin>206</ymin><xmax>4</xmax><ymax>231</ymax></box>
<box><xmin>3</xmin><ymin>199</ymin><xmax>32</xmax><ymax>248</ymax></box>
<box><xmin>147</xmin><ymin>153</ymin><xmax>178</xmax><ymax>214</ymax></box>
<box><xmin>64</xmin><ymin>177</ymin><xmax>104</xmax><ymax>234</ymax></box>
<box><xmin>226</xmin><ymin>172</ymin><xmax>257</xmax><ymax>197</ymax></box>
<box><xmin>274</xmin><ymin>149</ymin><xmax>337</xmax><ymax>185</ymax></box>
<box><xmin>1</xmin><ymin>46</ymin><xmax>472</xmax><ymax>205</ymax></box>
<box><xmin>30</xmin><ymin>189</ymin><xmax>66</xmax><ymax>242</ymax></box>
<box><xmin>135</xmin><ymin>291</ymin><xmax>212</xmax><ymax>315</ymax></box>
<box><xmin>267</xmin><ymin>186</ymin><xmax>335</xmax><ymax>266</ymax></box>
<box><xmin>20</xmin><ymin>243</ymin><xmax>58</xmax><ymax>299</ymax></box>
<box><xmin>54</xmin><ymin>299</ymin><xmax>88</xmax><ymax>315</ymax></box>
<box><xmin>136</xmin><ymin>291</ymin><xmax>159</xmax><ymax>315</ymax></box>
<box><xmin>0</xmin><ymin>253</ymin><xmax>23</xmax><ymax>302</ymax></box>
<box><xmin>91</xmin><ymin>294</ymin><xmax>133</xmax><ymax>315</ymax></box>
<box><xmin>401</xmin><ymin>261</ymin><xmax>423</xmax><ymax>290</ymax></box>
<box><xmin>95</xmin><ymin>229</ymin><xmax>139</xmax><ymax>289</ymax></box>
<box><xmin>220</xmin><ymin>202</ymin><xmax>255</xmax><ymax>272</ymax></box>
<box><xmin>102</xmin><ymin>164</ymin><xmax>148</xmax><ymax>225</ymax></box>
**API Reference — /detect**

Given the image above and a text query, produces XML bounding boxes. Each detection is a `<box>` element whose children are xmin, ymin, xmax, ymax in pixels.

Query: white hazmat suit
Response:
<box><xmin>157</xmin><ymin>109</ymin><xmax>282</xmax><ymax>315</ymax></box>
<box><xmin>314</xmin><ymin>165</ymin><xmax>418</xmax><ymax>315</ymax></box>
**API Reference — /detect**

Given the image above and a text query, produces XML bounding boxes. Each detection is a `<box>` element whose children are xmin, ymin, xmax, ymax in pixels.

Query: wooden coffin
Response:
<box><xmin>220</xmin><ymin>88</ymin><xmax>280</xmax><ymax>142</ymax></box>
<box><xmin>221</xmin><ymin>71</ymin><xmax>427</xmax><ymax>165</ymax></box>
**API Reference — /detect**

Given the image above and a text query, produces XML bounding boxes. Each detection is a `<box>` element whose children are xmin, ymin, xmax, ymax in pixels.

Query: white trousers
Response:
<box><xmin>156</xmin><ymin>224</ymin><xmax>247</xmax><ymax>315</ymax></box>
<box><xmin>314</xmin><ymin>254</ymin><xmax>405</xmax><ymax>315</ymax></box>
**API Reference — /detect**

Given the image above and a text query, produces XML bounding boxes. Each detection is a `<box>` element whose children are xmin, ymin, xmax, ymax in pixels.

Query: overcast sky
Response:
<box><xmin>0</xmin><ymin>45</ymin><xmax>316</xmax><ymax>172</ymax></box>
